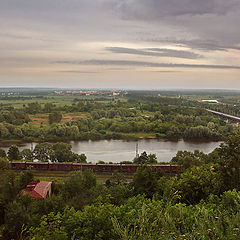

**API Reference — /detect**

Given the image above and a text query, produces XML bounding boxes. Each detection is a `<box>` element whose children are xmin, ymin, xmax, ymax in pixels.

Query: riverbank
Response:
<box><xmin>0</xmin><ymin>139</ymin><xmax>223</xmax><ymax>163</ymax></box>
<box><xmin>0</xmin><ymin>132</ymin><xmax>224</xmax><ymax>147</ymax></box>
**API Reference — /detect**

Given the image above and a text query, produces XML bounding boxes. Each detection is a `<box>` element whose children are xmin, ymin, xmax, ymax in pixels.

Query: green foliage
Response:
<box><xmin>133</xmin><ymin>151</ymin><xmax>157</xmax><ymax>164</ymax></box>
<box><xmin>26</xmin><ymin>191</ymin><xmax>240</xmax><ymax>240</ymax></box>
<box><xmin>0</xmin><ymin>171</ymin><xmax>19</xmax><ymax>203</ymax></box>
<box><xmin>0</xmin><ymin>110</ymin><xmax>30</xmax><ymax>125</ymax></box>
<box><xmin>28</xmin><ymin>212</ymin><xmax>68</xmax><ymax>240</ymax></box>
<box><xmin>0</xmin><ymin>149</ymin><xmax>7</xmax><ymax>158</ymax></box>
<box><xmin>16</xmin><ymin>170</ymin><xmax>34</xmax><ymax>190</ymax></box>
<box><xmin>61</xmin><ymin>170</ymin><xmax>97</xmax><ymax>209</ymax></box>
<box><xmin>7</xmin><ymin>145</ymin><xmax>21</xmax><ymax>161</ymax></box>
<box><xmin>26</xmin><ymin>102</ymin><xmax>41</xmax><ymax>114</ymax></box>
<box><xmin>170</xmin><ymin>165</ymin><xmax>220</xmax><ymax>204</ymax></box>
<box><xmin>49</xmin><ymin>112</ymin><xmax>62</xmax><ymax>124</ymax></box>
<box><xmin>216</xmin><ymin>134</ymin><xmax>240</xmax><ymax>191</ymax></box>
<box><xmin>171</xmin><ymin>150</ymin><xmax>207</xmax><ymax>170</ymax></box>
<box><xmin>79</xmin><ymin>153</ymin><xmax>87</xmax><ymax>163</ymax></box>
<box><xmin>43</xmin><ymin>103</ymin><xmax>54</xmax><ymax>113</ymax></box>
<box><xmin>132</xmin><ymin>166</ymin><xmax>164</xmax><ymax>198</ymax></box>
<box><xmin>0</xmin><ymin>157</ymin><xmax>10</xmax><ymax>170</ymax></box>
<box><xmin>33</xmin><ymin>143</ymin><xmax>53</xmax><ymax>162</ymax></box>
<box><xmin>51</xmin><ymin>142</ymin><xmax>72</xmax><ymax>162</ymax></box>
<box><xmin>4</xmin><ymin>200</ymin><xmax>31</xmax><ymax>239</ymax></box>
<box><xmin>33</xmin><ymin>142</ymin><xmax>86</xmax><ymax>163</ymax></box>
<box><xmin>184</xmin><ymin>125</ymin><xmax>219</xmax><ymax>139</ymax></box>
<box><xmin>20</xmin><ymin>149</ymin><xmax>34</xmax><ymax>161</ymax></box>
<box><xmin>0</xmin><ymin>93</ymin><xmax>231</xmax><ymax>141</ymax></box>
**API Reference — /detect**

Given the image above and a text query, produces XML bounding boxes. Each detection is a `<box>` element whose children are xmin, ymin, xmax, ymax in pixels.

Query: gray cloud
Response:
<box><xmin>114</xmin><ymin>0</ymin><xmax>240</xmax><ymax>49</ymax></box>
<box><xmin>115</xmin><ymin>0</ymin><xmax>239</xmax><ymax>18</ymax></box>
<box><xmin>57</xmin><ymin>70</ymin><xmax>99</xmax><ymax>74</ymax></box>
<box><xmin>147</xmin><ymin>39</ymin><xmax>240</xmax><ymax>52</ymax></box>
<box><xmin>1</xmin><ymin>0</ymin><xmax>240</xmax><ymax>89</ymax></box>
<box><xmin>151</xmin><ymin>70</ymin><xmax>182</xmax><ymax>73</ymax></box>
<box><xmin>106</xmin><ymin>47</ymin><xmax>202</xmax><ymax>59</ymax></box>
<box><xmin>0</xmin><ymin>33</ymin><xmax>60</xmax><ymax>43</ymax></box>
<box><xmin>54</xmin><ymin>59</ymin><xmax>240</xmax><ymax>69</ymax></box>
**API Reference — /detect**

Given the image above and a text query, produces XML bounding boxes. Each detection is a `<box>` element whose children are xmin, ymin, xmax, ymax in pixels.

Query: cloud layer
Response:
<box><xmin>0</xmin><ymin>0</ymin><xmax>240</xmax><ymax>88</ymax></box>
<box><xmin>106</xmin><ymin>47</ymin><xmax>202</xmax><ymax>59</ymax></box>
<box><xmin>55</xmin><ymin>59</ymin><xmax>240</xmax><ymax>69</ymax></box>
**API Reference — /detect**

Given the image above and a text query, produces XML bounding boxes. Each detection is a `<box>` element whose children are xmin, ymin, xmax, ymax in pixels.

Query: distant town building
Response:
<box><xmin>20</xmin><ymin>180</ymin><xmax>52</xmax><ymax>199</ymax></box>
<box><xmin>201</xmin><ymin>99</ymin><xmax>219</xmax><ymax>103</ymax></box>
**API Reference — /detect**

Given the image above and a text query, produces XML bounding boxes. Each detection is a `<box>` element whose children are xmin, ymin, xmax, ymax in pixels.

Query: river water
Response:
<box><xmin>0</xmin><ymin>139</ymin><xmax>223</xmax><ymax>163</ymax></box>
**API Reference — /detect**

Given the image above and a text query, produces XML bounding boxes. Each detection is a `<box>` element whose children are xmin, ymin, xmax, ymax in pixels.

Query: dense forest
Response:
<box><xmin>1</xmin><ymin>135</ymin><xmax>240</xmax><ymax>239</ymax></box>
<box><xmin>0</xmin><ymin>92</ymin><xmax>238</xmax><ymax>142</ymax></box>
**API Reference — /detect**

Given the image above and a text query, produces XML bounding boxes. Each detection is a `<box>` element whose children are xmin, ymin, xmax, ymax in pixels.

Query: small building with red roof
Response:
<box><xmin>21</xmin><ymin>180</ymin><xmax>52</xmax><ymax>199</ymax></box>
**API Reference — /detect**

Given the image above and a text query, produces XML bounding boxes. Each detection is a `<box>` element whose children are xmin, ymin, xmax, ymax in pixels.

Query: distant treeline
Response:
<box><xmin>0</xmin><ymin>95</ymin><xmax>237</xmax><ymax>142</ymax></box>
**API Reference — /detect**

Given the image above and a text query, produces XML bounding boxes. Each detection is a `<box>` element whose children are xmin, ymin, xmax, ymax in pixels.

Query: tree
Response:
<box><xmin>4</xmin><ymin>201</ymin><xmax>31</xmax><ymax>239</ymax></box>
<box><xmin>171</xmin><ymin>150</ymin><xmax>206</xmax><ymax>171</ymax></box>
<box><xmin>71</xmin><ymin>153</ymin><xmax>87</xmax><ymax>163</ymax></box>
<box><xmin>0</xmin><ymin>157</ymin><xmax>10</xmax><ymax>170</ymax></box>
<box><xmin>216</xmin><ymin>134</ymin><xmax>240</xmax><ymax>191</ymax></box>
<box><xmin>20</xmin><ymin>149</ymin><xmax>34</xmax><ymax>161</ymax></box>
<box><xmin>34</xmin><ymin>143</ymin><xmax>53</xmax><ymax>162</ymax></box>
<box><xmin>132</xmin><ymin>166</ymin><xmax>164</xmax><ymax>198</ymax></box>
<box><xmin>26</xmin><ymin>102</ymin><xmax>41</xmax><ymax>114</ymax></box>
<box><xmin>17</xmin><ymin>170</ymin><xmax>34</xmax><ymax>190</ymax></box>
<box><xmin>0</xmin><ymin>171</ymin><xmax>19</xmax><ymax>203</ymax></box>
<box><xmin>171</xmin><ymin>164</ymin><xmax>220</xmax><ymax>204</ymax></box>
<box><xmin>51</xmin><ymin>142</ymin><xmax>72</xmax><ymax>162</ymax></box>
<box><xmin>44</xmin><ymin>103</ymin><xmax>54</xmax><ymax>112</ymax></box>
<box><xmin>7</xmin><ymin>145</ymin><xmax>21</xmax><ymax>161</ymax></box>
<box><xmin>133</xmin><ymin>151</ymin><xmax>157</xmax><ymax>164</ymax></box>
<box><xmin>0</xmin><ymin>149</ymin><xmax>6</xmax><ymax>158</ymax></box>
<box><xmin>79</xmin><ymin>153</ymin><xmax>87</xmax><ymax>163</ymax></box>
<box><xmin>106</xmin><ymin>171</ymin><xmax>127</xmax><ymax>186</ymax></box>
<box><xmin>62</xmin><ymin>170</ymin><xmax>96</xmax><ymax>209</ymax></box>
<box><xmin>0</xmin><ymin>123</ymin><xmax>10</xmax><ymax>138</ymax></box>
<box><xmin>28</xmin><ymin>212</ymin><xmax>68</xmax><ymax>240</ymax></box>
<box><xmin>49</xmin><ymin>112</ymin><xmax>62</xmax><ymax>124</ymax></box>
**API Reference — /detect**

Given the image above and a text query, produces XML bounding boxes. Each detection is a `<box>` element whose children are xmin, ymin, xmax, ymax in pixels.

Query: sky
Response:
<box><xmin>0</xmin><ymin>0</ymin><xmax>240</xmax><ymax>89</ymax></box>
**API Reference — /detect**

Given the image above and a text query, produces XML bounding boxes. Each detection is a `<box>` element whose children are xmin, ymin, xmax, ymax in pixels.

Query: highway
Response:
<box><xmin>206</xmin><ymin>109</ymin><xmax>240</xmax><ymax>122</ymax></box>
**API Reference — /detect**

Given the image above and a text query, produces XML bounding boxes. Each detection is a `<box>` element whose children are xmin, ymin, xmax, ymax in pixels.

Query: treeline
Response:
<box><xmin>0</xmin><ymin>96</ymin><xmax>237</xmax><ymax>141</ymax></box>
<box><xmin>1</xmin><ymin>135</ymin><xmax>240</xmax><ymax>239</ymax></box>
<box><xmin>2</xmin><ymin>142</ymin><xmax>87</xmax><ymax>163</ymax></box>
<box><xmin>0</xmin><ymin>114</ymin><xmax>234</xmax><ymax>141</ymax></box>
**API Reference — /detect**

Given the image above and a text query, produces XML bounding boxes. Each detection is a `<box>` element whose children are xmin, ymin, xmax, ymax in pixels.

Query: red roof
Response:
<box><xmin>21</xmin><ymin>180</ymin><xmax>52</xmax><ymax>199</ymax></box>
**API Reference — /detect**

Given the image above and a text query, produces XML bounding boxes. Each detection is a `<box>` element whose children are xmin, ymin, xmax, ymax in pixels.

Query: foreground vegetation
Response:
<box><xmin>1</xmin><ymin>135</ymin><xmax>240</xmax><ymax>239</ymax></box>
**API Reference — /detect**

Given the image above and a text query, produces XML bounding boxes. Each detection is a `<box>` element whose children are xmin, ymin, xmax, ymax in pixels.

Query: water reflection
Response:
<box><xmin>0</xmin><ymin>139</ymin><xmax>223</xmax><ymax>163</ymax></box>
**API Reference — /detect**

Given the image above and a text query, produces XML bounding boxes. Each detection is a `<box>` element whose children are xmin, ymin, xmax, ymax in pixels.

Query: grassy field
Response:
<box><xmin>29</xmin><ymin>112</ymin><xmax>89</xmax><ymax>126</ymax></box>
<box><xmin>1</xmin><ymin>95</ymin><xmax>124</xmax><ymax>108</ymax></box>
<box><xmin>27</xmin><ymin>170</ymin><xmax>133</xmax><ymax>183</ymax></box>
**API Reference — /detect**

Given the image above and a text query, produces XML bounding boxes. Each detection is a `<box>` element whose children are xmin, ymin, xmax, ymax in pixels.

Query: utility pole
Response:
<box><xmin>136</xmin><ymin>141</ymin><xmax>139</xmax><ymax>158</ymax></box>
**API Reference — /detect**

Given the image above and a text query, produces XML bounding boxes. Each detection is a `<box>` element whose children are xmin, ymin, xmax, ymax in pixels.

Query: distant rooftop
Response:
<box><xmin>21</xmin><ymin>180</ymin><xmax>52</xmax><ymax>199</ymax></box>
<box><xmin>201</xmin><ymin>99</ymin><xmax>219</xmax><ymax>103</ymax></box>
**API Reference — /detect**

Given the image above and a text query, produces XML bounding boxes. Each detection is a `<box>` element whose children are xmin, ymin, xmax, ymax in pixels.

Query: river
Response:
<box><xmin>0</xmin><ymin>139</ymin><xmax>223</xmax><ymax>163</ymax></box>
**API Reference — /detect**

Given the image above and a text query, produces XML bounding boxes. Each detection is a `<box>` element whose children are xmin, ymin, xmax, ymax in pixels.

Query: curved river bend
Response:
<box><xmin>1</xmin><ymin>139</ymin><xmax>223</xmax><ymax>163</ymax></box>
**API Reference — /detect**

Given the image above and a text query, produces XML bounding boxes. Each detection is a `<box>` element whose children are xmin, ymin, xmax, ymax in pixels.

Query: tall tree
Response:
<box><xmin>49</xmin><ymin>112</ymin><xmax>62</xmax><ymax>124</ymax></box>
<box><xmin>132</xmin><ymin>166</ymin><xmax>164</xmax><ymax>198</ymax></box>
<box><xmin>217</xmin><ymin>134</ymin><xmax>240</xmax><ymax>191</ymax></box>
<box><xmin>7</xmin><ymin>145</ymin><xmax>21</xmax><ymax>161</ymax></box>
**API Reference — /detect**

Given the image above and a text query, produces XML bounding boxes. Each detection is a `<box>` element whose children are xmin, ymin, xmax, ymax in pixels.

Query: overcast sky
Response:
<box><xmin>1</xmin><ymin>0</ymin><xmax>240</xmax><ymax>89</ymax></box>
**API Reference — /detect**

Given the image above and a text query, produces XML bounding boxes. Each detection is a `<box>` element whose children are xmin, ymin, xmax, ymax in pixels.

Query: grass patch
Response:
<box><xmin>29</xmin><ymin>112</ymin><xmax>89</xmax><ymax>126</ymax></box>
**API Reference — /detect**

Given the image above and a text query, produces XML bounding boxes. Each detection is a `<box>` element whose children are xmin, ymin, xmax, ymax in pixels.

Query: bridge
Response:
<box><xmin>206</xmin><ymin>109</ymin><xmax>240</xmax><ymax>123</ymax></box>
